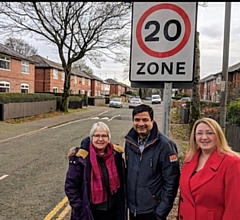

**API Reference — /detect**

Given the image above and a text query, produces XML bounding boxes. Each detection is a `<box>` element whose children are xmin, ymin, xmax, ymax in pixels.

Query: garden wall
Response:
<box><xmin>0</xmin><ymin>100</ymin><xmax>57</xmax><ymax>121</ymax></box>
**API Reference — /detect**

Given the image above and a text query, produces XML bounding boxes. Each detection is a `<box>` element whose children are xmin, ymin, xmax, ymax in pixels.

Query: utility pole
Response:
<box><xmin>220</xmin><ymin>2</ymin><xmax>231</xmax><ymax>133</ymax></box>
<box><xmin>162</xmin><ymin>82</ymin><xmax>172</xmax><ymax>136</ymax></box>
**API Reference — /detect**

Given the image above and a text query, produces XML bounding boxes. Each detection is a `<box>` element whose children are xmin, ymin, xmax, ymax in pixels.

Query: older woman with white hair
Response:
<box><xmin>65</xmin><ymin>122</ymin><xmax>126</xmax><ymax>220</ymax></box>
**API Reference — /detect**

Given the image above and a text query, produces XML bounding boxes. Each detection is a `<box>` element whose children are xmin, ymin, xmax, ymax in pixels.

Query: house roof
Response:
<box><xmin>84</xmin><ymin>71</ymin><xmax>103</xmax><ymax>81</ymax></box>
<box><xmin>105</xmin><ymin>78</ymin><xmax>130</xmax><ymax>88</ymax></box>
<box><xmin>105</xmin><ymin>78</ymin><xmax>120</xmax><ymax>85</ymax></box>
<box><xmin>0</xmin><ymin>43</ymin><xmax>35</xmax><ymax>63</ymax></box>
<box><xmin>29</xmin><ymin>55</ymin><xmax>93</xmax><ymax>79</ymax></box>
<box><xmin>201</xmin><ymin>61</ymin><xmax>240</xmax><ymax>83</ymax></box>
<box><xmin>228</xmin><ymin>61</ymin><xmax>240</xmax><ymax>72</ymax></box>
<box><xmin>200</xmin><ymin>74</ymin><xmax>216</xmax><ymax>82</ymax></box>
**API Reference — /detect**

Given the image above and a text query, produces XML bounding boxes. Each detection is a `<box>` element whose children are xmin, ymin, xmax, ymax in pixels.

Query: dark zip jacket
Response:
<box><xmin>65</xmin><ymin>137</ymin><xmax>126</xmax><ymax>220</ymax></box>
<box><xmin>124</xmin><ymin>121</ymin><xmax>180</xmax><ymax>220</ymax></box>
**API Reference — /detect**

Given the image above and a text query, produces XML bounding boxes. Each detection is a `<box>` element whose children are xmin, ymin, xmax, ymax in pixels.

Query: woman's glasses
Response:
<box><xmin>93</xmin><ymin>134</ymin><xmax>108</xmax><ymax>139</ymax></box>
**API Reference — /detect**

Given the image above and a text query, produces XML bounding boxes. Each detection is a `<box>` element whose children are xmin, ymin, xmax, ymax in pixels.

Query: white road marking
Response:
<box><xmin>0</xmin><ymin>174</ymin><xmax>9</xmax><ymax>180</ymax></box>
<box><xmin>108</xmin><ymin>115</ymin><xmax>120</xmax><ymax>121</ymax></box>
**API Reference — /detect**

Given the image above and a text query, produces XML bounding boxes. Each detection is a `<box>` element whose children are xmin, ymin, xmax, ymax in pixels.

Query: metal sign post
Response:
<box><xmin>130</xmin><ymin>2</ymin><xmax>197</xmax><ymax>135</ymax></box>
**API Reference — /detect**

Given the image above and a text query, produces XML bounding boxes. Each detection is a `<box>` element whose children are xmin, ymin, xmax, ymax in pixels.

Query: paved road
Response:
<box><xmin>0</xmin><ymin>104</ymin><xmax>182</xmax><ymax>220</ymax></box>
<box><xmin>0</xmin><ymin>106</ymin><xmax>111</xmax><ymax>142</ymax></box>
<box><xmin>0</xmin><ymin>104</ymin><xmax>183</xmax><ymax>152</ymax></box>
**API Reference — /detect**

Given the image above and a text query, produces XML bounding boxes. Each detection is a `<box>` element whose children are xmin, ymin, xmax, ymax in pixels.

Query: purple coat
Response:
<box><xmin>65</xmin><ymin>137</ymin><xmax>126</xmax><ymax>220</ymax></box>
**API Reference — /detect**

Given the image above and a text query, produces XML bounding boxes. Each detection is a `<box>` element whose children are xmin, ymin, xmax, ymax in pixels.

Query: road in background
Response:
<box><xmin>0</xmin><ymin>101</ymin><xmax>165</xmax><ymax>220</ymax></box>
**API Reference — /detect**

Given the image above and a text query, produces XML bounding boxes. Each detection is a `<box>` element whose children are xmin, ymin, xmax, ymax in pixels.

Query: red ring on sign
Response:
<box><xmin>136</xmin><ymin>3</ymin><xmax>191</xmax><ymax>58</ymax></box>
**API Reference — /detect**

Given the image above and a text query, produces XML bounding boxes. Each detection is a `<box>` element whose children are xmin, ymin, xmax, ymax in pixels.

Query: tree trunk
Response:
<box><xmin>60</xmin><ymin>69</ymin><xmax>71</xmax><ymax>112</ymax></box>
<box><xmin>189</xmin><ymin>31</ymin><xmax>201</xmax><ymax>134</ymax></box>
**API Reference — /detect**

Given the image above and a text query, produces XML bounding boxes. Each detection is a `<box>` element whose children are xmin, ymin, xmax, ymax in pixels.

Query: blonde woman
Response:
<box><xmin>178</xmin><ymin>117</ymin><xmax>240</xmax><ymax>220</ymax></box>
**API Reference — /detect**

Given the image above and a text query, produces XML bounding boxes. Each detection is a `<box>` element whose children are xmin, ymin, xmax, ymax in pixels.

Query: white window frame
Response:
<box><xmin>216</xmin><ymin>76</ymin><xmax>221</xmax><ymax>84</ymax></box>
<box><xmin>0</xmin><ymin>54</ymin><xmax>10</xmax><ymax>70</ymax></box>
<box><xmin>53</xmin><ymin>87</ymin><xmax>58</xmax><ymax>93</ymax></box>
<box><xmin>74</xmin><ymin>75</ymin><xmax>77</xmax><ymax>84</ymax></box>
<box><xmin>0</xmin><ymin>81</ymin><xmax>10</xmax><ymax>92</ymax></box>
<box><xmin>21</xmin><ymin>61</ymin><xmax>29</xmax><ymax>74</ymax></box>
<box><xmin>21</xmin><ymin>83</ymin><xmax>29</xmax><ymax>93</ymax></box>
<box><xmin>53</xmin><ymin>69</ymin><xmax>58</xmax><ymax>79</ymax></box>
<box><xmin>82</xmin><ymin>77</ymin><xmax>85</xmax><ymax>85</ymax></box>
<box><xmin>88</xmin><ymin>79</ymin><xmax>91</xmax><ymax>86</ymax></box>
<box><xmin>61</xmin><ymin>71</ymin><xmax>65</xmax><ymax>81</ymax></box>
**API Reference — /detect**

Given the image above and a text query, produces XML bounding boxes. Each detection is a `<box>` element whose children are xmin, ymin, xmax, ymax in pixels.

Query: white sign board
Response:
<box><xmin>130</xmin><ymin>2</ymin><xmax>197</xmax><ymax>82</ymax></box>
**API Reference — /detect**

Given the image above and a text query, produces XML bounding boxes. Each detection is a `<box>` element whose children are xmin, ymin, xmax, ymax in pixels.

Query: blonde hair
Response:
<box><xmin>185</xmin><ymin>117</ymin><xmax>239</xmax><ymax>161</ymax></box>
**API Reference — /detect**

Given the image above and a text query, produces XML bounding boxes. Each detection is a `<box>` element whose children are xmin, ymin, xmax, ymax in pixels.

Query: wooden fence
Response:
<box><xmin>226</xmin><ymin>124</ymin><xmax>240</xmax><ymax>152</ymax></box>
<box><xmin>178</xmin><ymin>106</ymin><xmax>240</xmax><ymax>153</ymax></box>
<box><xmin>0</xmin><ymin>100</ymin><xmax>57</xmax><ymax>121</ymax></box>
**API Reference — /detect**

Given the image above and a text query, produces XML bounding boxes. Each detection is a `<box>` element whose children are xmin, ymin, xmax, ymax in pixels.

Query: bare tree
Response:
<box><xmin>4</xmin><ymin>37</ymin><xmax>38</xmax><ymax>56</ymax></box>
<box><xmin>0</xmin><ymin>2</ymin><xmax>131</xmax><ymax>111</ymax></box>
<box><xmin>72</xmin><ymin>58</ymin><xmax>93</xmax><ymax>75</ymax></box>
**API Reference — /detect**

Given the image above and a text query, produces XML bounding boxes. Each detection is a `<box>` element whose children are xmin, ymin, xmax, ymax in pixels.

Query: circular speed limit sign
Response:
<box><xmin>136</xmin><ymin>3</ymin><xmax>191</xmax><ymax>58</ymax></box>
<box><xmin>130</xmin><ymin>2</ymin><xmax>197</xmax><ymax>82</ymax></box>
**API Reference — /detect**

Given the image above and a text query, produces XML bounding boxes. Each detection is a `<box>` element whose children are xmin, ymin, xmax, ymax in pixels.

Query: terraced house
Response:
<box><xmin>0</xmin><ymin>43</ymin><xmax>35</xmax><ymax>93</ymax></box>
<box><xmin>0</xmin><ymin>43</ymin><xmax>130</xmax><ymax>96</ymax></box>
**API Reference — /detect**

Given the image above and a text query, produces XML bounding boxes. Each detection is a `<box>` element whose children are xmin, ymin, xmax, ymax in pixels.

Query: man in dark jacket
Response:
<box><xmin>125</xmin><ymin>104</ymin><xmax>180</xmax><ymax>220</ymax></box>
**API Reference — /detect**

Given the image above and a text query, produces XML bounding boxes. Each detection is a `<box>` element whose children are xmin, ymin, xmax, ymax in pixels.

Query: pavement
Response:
<box><xmin>0</xmin><ymin>105</ymin><xmax>184</xmax><ymax>153</ymax></box>
<box><xmin>0</xmin><ymin>106</ymin><xmax>110</xmax><ymax>142</ymax></box>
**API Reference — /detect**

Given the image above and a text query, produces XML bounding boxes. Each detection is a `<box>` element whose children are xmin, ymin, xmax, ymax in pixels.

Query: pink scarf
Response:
<box><xmin>90</xmin><ymin>142</ymin><xmax>120</xmax><ymax>204</ymax></box>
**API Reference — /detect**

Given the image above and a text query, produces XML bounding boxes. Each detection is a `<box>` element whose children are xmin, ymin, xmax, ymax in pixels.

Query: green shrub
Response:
<box><xmin>227</xmin><ymin>101</ymin><xmax>240</xmax><ymax>126</ymax></box>
<box><xmin>0</xmin><ymin>93</ymin><xmax>56</xmax><ymax>103</ymax></box>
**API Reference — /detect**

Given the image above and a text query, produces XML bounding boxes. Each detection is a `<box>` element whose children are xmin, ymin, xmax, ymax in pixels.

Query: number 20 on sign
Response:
<box><xmin>130</xmin><ymin>2</ymin><xmax>197</xmax><ymax>82</ymax></box>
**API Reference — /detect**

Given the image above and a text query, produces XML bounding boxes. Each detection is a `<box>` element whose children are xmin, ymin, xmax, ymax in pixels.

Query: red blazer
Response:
<box><xmin>178</xmin><ymin>149</ymin><xmax>240</xmax><ymax>220</ymax></box>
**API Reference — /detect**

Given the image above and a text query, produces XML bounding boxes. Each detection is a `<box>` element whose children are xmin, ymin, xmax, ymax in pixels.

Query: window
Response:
<box><xmin>21</xmin><ymin>61</ymin><xmax>29</xmax><ymax>74</ymax></box>
<box><xmin>0</xmin><ymin>81</ymin><xmax>10</xmax><ymax>92</ymax></box>
<box><xmin>53</xmin><ymin>87</ymin><xmax>58</xmax><ymax>93</ymax></box>
<box><xmin>204</xmin><ymin>82</ymin><xmax>207</xmax><ymax>88</ymax></box>
<box><xmin>53</xmin><ymin>69</ymin><xmax>58</xmax><ymax>79</ymax></box>
<box><xmin>0</xmin><ymin>54</ymin><xmax>10</xmax><ymax>70</ymax></box>
<box><xmin>61</xmin><ymin>71</ymin><xmax>65</xmax><ymax>81</ymax></box>
<box><xmin>21</xmin><ymin>83</ymin><xmax>29</xmax><ymax>93</ymax></box>
<box><xmin>88</xmin><ymin>79</ymin><xmax>91</xmax><ymax>86</ymax></box>
<box><xmin>74</xmin><ymin>75</ymin><xmax>77</xmax><ymax>84</ymax></box>
<box><xmin>82</xmin><ymin>77</ymin><xmax>85</xmax><ymax>85</ymax></box>
<box><xmin>216</xmin><ymin>76</ymin><xmax>221</xmax><ymax>84</ymax></box>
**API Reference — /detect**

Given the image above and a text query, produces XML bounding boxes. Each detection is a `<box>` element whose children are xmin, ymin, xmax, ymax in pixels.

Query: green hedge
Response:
<box><xmin>0</xmin><ymin>93</ymin><xmax>57</xmax><ymax>103</ymax></box>
<box><xmin>227</xmin><ymin>101</ymin><xmax>240</xmax><ymax>126</ymax></box>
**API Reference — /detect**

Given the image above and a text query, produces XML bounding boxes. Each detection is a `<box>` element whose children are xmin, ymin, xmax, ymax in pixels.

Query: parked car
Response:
<box><xmin>128</xmin><ymin>95</ymin><xmax>135</xmax><ymax>103</ymax></box>
<box><xmin>179</xmin><ymin>97</ymin><xmax>191</xmax><ymax>102</ymax></box>
<box><xmin>145</xmin><ymin>97</ymin><xmax>151</xmax><ymax>100</ymax></box>
<box><xmin>151</xmin><ymin>95</ymin><xmax>161</xmax><ymax>104</ymax></box>
<box><xmin>129</xmin><ymin>97</ymin><xmax>142</xmax><ymax>108</ymax></box>
<box><xmin>109</xmin><ymin>97</ymin><xmax>123</xmax><ymax>108</ymax></box>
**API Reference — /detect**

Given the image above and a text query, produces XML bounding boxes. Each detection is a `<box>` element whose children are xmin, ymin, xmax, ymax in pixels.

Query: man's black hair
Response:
<box><xmin>132</xmin><ymin>104</ymin><xmax>154</xmax><ymax>121</ymax></box>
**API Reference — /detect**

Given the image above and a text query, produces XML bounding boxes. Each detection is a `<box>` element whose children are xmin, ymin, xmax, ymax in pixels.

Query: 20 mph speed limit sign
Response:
<box><xmin>130</xmin><ymin>2</ymin><xmax>197</xmax><ymax>83</ymax></box>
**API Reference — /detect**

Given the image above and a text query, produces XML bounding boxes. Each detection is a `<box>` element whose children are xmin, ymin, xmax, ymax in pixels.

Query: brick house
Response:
<box><xmin>0</xmin><ymin>43</ymin><xmax>35</xmax><ymax>93</ymax></box>
<box><xmin>0</xmin><ymin>44</ymin><xmax>132</xmax><ymax>96</ymax></box>
<box><xmin>200</xmin><ymin>62</ymin><xmax>240</xmax><ymax>102</ymax></box>
<box><xmin>84</xmin><ymin>73</ymin><xmax>104</xmax><ymax>97</ymax></box>
<box><xmin>101</xmin><ymin>80</ymin><xmax>110</xmax><ymax>96</ymax></box>
<box><xmin>105</xmin><ymin>78</ymin><xmax>131</xmax><ymax>96</ymax></box>
<box><xmin>30</xmin><ymin>55</ymin><xmax>93</xmax><ymax>96</ymax></box>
